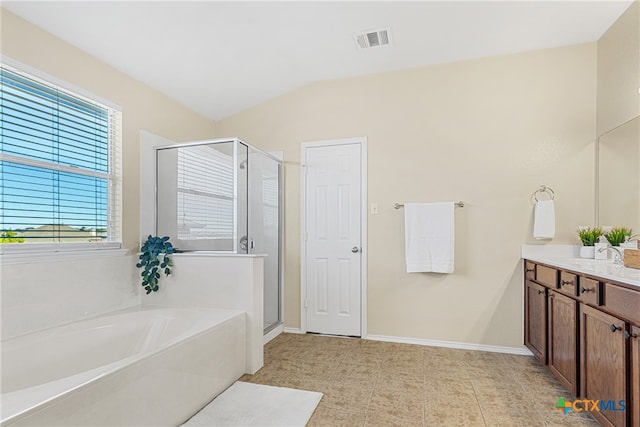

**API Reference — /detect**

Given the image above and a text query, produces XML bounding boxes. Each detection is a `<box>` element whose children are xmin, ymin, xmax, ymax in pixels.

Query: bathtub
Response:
<box><xmin>1</xmin><ymin>307</ymin><xmax>246</xmax><ymax>426</ymax></box>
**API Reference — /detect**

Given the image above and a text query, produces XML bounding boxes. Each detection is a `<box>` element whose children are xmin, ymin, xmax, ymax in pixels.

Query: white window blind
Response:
<box><xmin>262</xmin><ymin>176</ymin><xmax>279</xmax><ymax>228</ymax></box>
<box><xmin>176</xmin><ymin>145</ymin><xmax>234</xmax><ymax>240</ymax></box>
<box><xmin>0</xmin><ymin>65</ymin><xmax>122</xmax><ymax>245</ymax></box>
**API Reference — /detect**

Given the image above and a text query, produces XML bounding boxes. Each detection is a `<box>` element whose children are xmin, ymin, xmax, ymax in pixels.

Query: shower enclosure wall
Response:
<box><xmin>155</xmin><ymin>138</ymin><xmax>282</xmax><ymax>333</ymax></box>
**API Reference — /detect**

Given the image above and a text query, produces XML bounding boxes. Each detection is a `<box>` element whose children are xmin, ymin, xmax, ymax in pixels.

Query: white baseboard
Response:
<box><xmin>263</xmin><ymin>324</ymin><xmax>284</xmax><ymax>344</ymax></box>
<box><xmin>278</xmin><ymin>329</ymin><xmax>532</xmax><ymax>356</ymax></box>
<box><xmin>365</xmin><ymin>334</ymin><xmax>533</xmax><ymax>356</ymax></box>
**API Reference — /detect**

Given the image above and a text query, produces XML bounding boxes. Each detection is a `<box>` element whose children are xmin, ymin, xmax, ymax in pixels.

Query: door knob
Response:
<box><xmin>352</xmin><ymin>247</ymin><xmax>360</xmax><ymax>253</ymax></box>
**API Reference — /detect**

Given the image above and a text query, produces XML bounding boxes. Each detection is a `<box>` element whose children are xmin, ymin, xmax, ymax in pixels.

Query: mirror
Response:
<box><xmin>597</xmin><ymin>115</ymin><xmax>640</xmax><ymax>232</ymax></box>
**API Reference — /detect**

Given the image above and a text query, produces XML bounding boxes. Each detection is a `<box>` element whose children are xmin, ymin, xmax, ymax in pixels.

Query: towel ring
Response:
<box><xmin>532</xmin><ymin>185</ymin><xmax>555</xmax><ymax>202</ymax></box>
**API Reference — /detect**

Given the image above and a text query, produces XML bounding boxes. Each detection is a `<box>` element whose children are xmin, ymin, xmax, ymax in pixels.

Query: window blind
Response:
<box><xmin>176</xmin><ymin>145</ymin><xmax>234</xmax><ymax>240</ymax></box>
<box><xmin>0</xmin><ymin>66</ymin><xmax>122</xmax><ymax>244</ymax></box>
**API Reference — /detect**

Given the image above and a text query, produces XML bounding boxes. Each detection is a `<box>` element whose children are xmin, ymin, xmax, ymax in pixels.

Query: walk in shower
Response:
<box><xmin>155</xmin><ymin>138</ymin><xmax>282</xmax><ymax>333</ymax></box>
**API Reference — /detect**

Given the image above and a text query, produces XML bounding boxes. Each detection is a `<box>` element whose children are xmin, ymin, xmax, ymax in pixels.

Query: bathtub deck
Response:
<box><xmin>1</xmin><ymin>307</ymin><xmax>246</xmax><ymax>426</ymax></box>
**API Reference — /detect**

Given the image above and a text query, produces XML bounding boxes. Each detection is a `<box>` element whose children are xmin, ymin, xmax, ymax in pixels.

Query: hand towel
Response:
<box><xmin>533</xmin><ymin>200</ymin><xmax>555</xmax><ymax>239</ymax></box>
<box><xmin>404</xmin><ymin>202</ymin><xmax>455</xmax><ymax>273</ymax></box>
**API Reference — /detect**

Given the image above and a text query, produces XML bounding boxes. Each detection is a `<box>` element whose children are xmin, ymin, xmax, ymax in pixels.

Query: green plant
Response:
<box><xmin>136</xmin><ymin>235</ymin><xmax>175</xmax><ymax>294</ymax></box>
<box><xmin>604</xmin><ymin>227</ymin><xmax>633</xmax><ymax>246</ymax></box>
<box><xmin>0</xmin><ymin>230</ymin><xmax>24</xmax><ymax>243</ymax></box>
<box><xmin>577</xmin><ymin>227</ymin><xmax>603</xmax><ymax>246</ymax></box>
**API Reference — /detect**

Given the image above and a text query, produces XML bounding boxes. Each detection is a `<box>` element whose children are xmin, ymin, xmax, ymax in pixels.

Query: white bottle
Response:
<box><xmin>594</xmin><ymin>237</ymin><xmax>608</xmax><ymax>260</ymax></box>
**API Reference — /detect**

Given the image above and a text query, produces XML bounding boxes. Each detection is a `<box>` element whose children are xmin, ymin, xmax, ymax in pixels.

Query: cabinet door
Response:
<box><xmin>548</xmin><ymin>291</ymin><xmax>578</xmax><ymax>395</ymax></box>
<box><xmin>580</xmin><ymin>305</ymin><xmax>627</xmax><ymax>427</ymax></box>
<box><xmin>525</xmin><ymin>280</ymin><xmax>547</xmax><ymax>363</ymax></box>
<box><xmin>631</xmin><ymin>325</ymin><xmax>639</xmax><ymax>427</ymax></box>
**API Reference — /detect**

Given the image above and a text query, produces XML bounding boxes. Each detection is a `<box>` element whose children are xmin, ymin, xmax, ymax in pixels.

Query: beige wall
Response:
<box><xmin>0</xmin><ymin>9</ymin><xmax>216</xmax><ymax>251</ymax></box>
<box><xmin>2</xmin><ymin>7</ymin><xmax>608</xmax><ymax>349</ymax></box>
<box><xmin>596</xmin><ymin>1</ymin><xmax>640</xmax><ymax>232</ymax></box>
<box><xmin>216</xmin><ymin>44</ymin><xmax>597</xmax><ymax>348</ymax></box>
<box><xmin>597</xmin><ymin>0</ymin><xmax>640</xmax><ymax>135</ymax></box>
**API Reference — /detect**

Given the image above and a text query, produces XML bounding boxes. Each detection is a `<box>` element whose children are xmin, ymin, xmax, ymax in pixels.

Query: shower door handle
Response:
<box><xmin>352</xmin><ymin>246</ymin><xmax>360</xmax><ymax>253</ymax></box>
<box><xmin>239</xmin><ymin>235</ymin><xmax>248</xmax><ymax>252</ymax></box>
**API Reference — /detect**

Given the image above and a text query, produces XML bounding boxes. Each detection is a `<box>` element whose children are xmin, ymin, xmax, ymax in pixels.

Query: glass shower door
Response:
<box><xmin>248</xmin><ymin>149</ymin><xmax>282</xmax><ymax>332</ymax></box>
<box><xmin>156</xmin><ymin>140</ymin><xmax>248</xmax><ymax>253</ymax></box>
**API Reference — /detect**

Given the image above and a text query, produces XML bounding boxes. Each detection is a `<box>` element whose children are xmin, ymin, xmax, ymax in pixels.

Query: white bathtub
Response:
<box><xmin>1</xmin><ymin>307</ymin><xmax>246</xmax><ymax>426</ymax></box>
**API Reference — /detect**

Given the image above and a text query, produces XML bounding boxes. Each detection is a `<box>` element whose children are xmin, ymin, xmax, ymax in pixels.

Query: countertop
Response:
<box><xmin>524</xmin><ymin>256</ymin><xmax>640</xmax><ymax>288</ymax></box>
<box><xmin>521</xmin><ymin>244</ymin><xmax>639</xmax><ymax>288</ymax></box>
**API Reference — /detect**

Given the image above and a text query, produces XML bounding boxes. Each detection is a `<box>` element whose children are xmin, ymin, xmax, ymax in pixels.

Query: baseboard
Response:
<box><xmin>278</xmin><ymin>329</ymin><xmax>532</xmax><ymax>356</ymax></box>
<box><xmin>365</xmin><ymin>334</ymin><xmax>534</xmax><ymax>356</ymax></box>
<box><xmin>263</xmin><ymin>324</ymin><xmax>284</xmax><ymax>344</ymax></box>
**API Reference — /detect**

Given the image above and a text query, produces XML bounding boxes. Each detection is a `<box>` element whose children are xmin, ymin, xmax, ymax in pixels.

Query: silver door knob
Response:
<box><xmin>352</xmin><ymin>247</ymin><xmax>360</xmax><ymax>253</ymax></box>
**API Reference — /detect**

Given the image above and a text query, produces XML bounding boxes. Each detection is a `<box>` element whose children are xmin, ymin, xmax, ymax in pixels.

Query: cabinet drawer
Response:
<box><xmin>604</xmin><ymin>283</ymin><xmax>640</xmax><ymax>324</ymax></box>
<box><xmin>536</xmin><ymin>265</ymin><xmax>557</xmax><ymax>288</ymax></box>
<box><xmin>558</xmin><ymin>271</ymin><xmax>577</xmax><ymax>297</ymax></box>
<box><xmin>577</xmin><ymin>277</ymin><xmax>600</xmax><ymax>306</ymax></box>
<box><xmin>525</xmin><ymin>261</ymin><xmax>536</xmax><ymax>280</ymax></box>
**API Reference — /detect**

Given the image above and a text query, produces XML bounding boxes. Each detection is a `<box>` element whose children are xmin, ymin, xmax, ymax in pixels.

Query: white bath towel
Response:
<box><xmin>533</xmin><ymin>200</ymin><xmax>555</xmax><ymax>239</ymax></box>
<box><xmin>404</xmin><ymin>202</ymin><xmax>455</xmax><ymax>273</ymax></box>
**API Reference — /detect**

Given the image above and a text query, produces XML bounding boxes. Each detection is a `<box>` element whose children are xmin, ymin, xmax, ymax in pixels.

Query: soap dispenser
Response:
<box><xmin>595</xmin><ymin>236</ymin><xmax>608</xmax><ymax>260</ymax></box>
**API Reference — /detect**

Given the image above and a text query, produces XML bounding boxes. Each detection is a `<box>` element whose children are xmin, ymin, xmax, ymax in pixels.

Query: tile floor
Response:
<box><xmin>240</xmin><ymin>333</ymin><xmax>599</xmax><ymax>427</ymax></box>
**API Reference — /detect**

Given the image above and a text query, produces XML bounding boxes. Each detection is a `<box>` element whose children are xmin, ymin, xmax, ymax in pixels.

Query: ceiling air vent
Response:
<box><xmin>355</xmin><ymin>27</ymin><xmax>391</xmax><ymax>49</ymax></box>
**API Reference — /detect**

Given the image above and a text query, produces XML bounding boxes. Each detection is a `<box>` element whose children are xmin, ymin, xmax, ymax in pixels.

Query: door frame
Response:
<box><xmin>300</xmin><ymin>137</ymin><xmax>367</xmax><ymax>337</ymax></box>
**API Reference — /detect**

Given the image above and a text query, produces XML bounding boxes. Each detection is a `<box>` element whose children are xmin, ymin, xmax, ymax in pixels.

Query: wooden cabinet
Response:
<box><xmin>558</xmin><ymin>271</ymin><xmax>578</xmax><ymax>297</ymax></box>
<box><xmin>536</xmin><ymin>264</ymin><xmax>557</xmax><ymax>287</ymax></box>
<box><xmin>580</xmin><ymin>305</ymin><xmax>627</xmax><ymax>427</ymax></box>
<box><xmin>578</xmin><ymin>277</ymin><xmax>600</xmax><ymax>305</ymax></box>
<box><xmin>548</xmin><ymin>290</ymin><xmax>578</xmax><ymax>395</ymax></box>
<box><xmin>630</xmin><ymin>325</ymin><xmax>639</xmax><ymax>427</ymax></box>
<box><xmin>525</xmin><ymin>261</ymin><xmax>536</xmax><ymax>281</ymax></box>
<box><xmin>604</xmin><ymin>284</ymin><xmax>640</xmax><ymax>325</ymax></box>
<box><xmin>525</xmin><ymin>280</ymin><xmax>547</xmax><ymax>363</ymax></box>
<box><xmin>524</xmin><ymin>260</ymin><xmax>639</xmax><ymax>427</ymax></box>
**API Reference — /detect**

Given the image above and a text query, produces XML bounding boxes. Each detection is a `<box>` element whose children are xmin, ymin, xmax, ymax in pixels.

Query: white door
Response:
<box><xmin>303</xmin><ymin>141</ymin><xmax>363</xmax><ymax>336</ymax></box>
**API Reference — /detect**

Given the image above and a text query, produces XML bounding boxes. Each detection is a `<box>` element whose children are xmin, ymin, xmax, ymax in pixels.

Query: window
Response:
<box><xmin>0</xmin><ymin>64</ymin><xmax>121</xmax><ymax>249</ymax></box>
<box><xmin>176</xmin><ymin>145</ymin><xmax>234</xmax><ymax>241</ymax></box>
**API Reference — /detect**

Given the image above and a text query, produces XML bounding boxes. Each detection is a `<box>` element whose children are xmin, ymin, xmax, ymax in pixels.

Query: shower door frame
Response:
<box><xmin>154</xmin><ymin>137</ymin><xmax>245</xmax><ymax>254</ymax></box>
<box><xmin>152</xmin><ymin>137</ymin><xmax>284</xmax><ymax>333</ymax></box>
<box><xmin>247</xmin><ymin>146</ymin><xmax>285</xmax><ymax>334</ymax></box>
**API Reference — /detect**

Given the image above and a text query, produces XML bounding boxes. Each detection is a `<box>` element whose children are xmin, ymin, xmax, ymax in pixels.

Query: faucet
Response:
<box><xmin>598</xmin><ymin>245</ymin><xmax>624</xmax><ymax>265</ymax></box>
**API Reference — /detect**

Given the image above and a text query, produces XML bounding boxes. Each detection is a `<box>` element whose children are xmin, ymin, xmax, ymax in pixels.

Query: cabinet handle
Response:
<box><xmin>580</xmin><ymin>287</ymin><xmax>593</xmax><ymax>294</ymax></box>
<box><xmin>625</xmin><ymin>331</ymin><xmax>638</xmax><ymax>339</ymax></box>
<box><xmin>610</xmin><ymin>324</ymin><xmax>622</xmax><ymax>333</ymax></box>
<box><xmin>560</xmin><ymin>280</ymin><xmax>572</xmax><ymax>287</ymax></box>
<box><xmin>537</xmin><ymin>290</ymin><xmax>545</xmax><ymax>295</ymax></box>
<box><xmin>526</xmin><ymin>268</ymin><xmax>534</xmax><ymax>273</ymax></box>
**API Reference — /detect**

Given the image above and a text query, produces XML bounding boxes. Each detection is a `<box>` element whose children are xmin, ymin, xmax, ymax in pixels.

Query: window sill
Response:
<box><xmin>0</xmin><ymin>244</ymin><xmax>128</xmax><ymax>265</ymax></box>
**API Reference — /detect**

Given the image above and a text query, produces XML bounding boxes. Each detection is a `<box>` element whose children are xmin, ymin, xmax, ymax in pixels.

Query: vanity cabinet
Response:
<box><xmin>548</xmin><ymin>290</ymin><xmax>578</xmax><ymax>395</ymax></box>
<box><xmin>631</xmin><ymin>325</ymin><xmax>639</xmax><ymax>427</ymax></box>
<box><xmin>525</xmin><ymin>279</ymin><xmax>547</xmax><ymax>363</ymax></box>
<box><xmin>558</xmin><ymin>271</ymin><xmax>578</xmax><ymax>298</ymax></box>
<box><xmin>580</xmin><ymin>305</ymin><xmax>627</xmax><ymax>427</ymax></box>
<box><xmin>524</xmin><ymin>260</ymin><xmax>639</xmax><ymax>427</ymax></box>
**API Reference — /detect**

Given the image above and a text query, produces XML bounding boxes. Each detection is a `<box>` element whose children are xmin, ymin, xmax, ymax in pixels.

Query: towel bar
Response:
<box><xmin>394</xmin><ymin>201</ymin><xmax>464</xmax><ymax>209</ymax></box>
<box><xmin>532</xmin><ymin>185</ymin><xmax>555</xmax><ymax>202</ymax></box>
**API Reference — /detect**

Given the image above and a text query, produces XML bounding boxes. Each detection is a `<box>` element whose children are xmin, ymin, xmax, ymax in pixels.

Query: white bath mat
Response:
<box><xmin>182</xmin><ymin>381</ymin><xmax>323</xmax><ymax>426</ymax></box>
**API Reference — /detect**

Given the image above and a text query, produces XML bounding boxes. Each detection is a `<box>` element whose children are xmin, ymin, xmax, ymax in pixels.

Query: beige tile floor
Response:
<box><xmin>240</xmin><ymin>333</ymin><xmax>599</xmax><ymax>427</ymax></box>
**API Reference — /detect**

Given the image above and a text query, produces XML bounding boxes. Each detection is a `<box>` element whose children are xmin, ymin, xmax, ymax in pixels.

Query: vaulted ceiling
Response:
<box><xmin>3</xmin><ymin>1</ymin><xmax>634</xmax><ymax>120</ymax></box>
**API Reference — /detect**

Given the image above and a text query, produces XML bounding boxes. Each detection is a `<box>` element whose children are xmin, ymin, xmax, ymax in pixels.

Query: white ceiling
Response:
<box><xmin>3</xmin><ymin>1</ymin><xmax>634</xmax><ymax>121</ymax></box>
